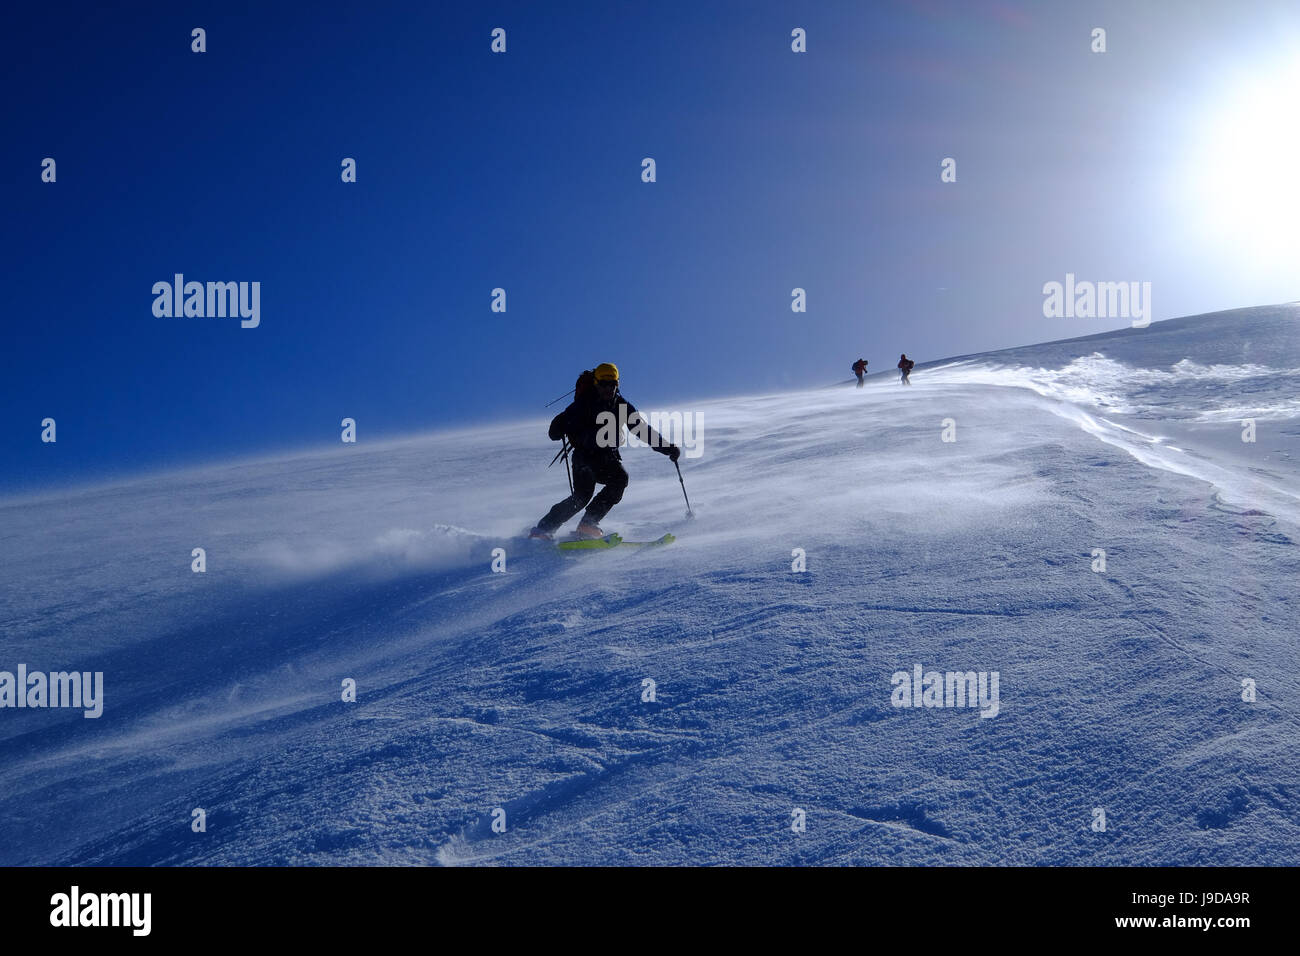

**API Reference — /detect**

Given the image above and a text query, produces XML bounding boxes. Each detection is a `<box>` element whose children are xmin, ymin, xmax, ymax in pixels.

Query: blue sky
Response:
<box><xmin>4</xmin><ymin>0</ymin><xmax>1299</xmax><ymax>493</ymax></box>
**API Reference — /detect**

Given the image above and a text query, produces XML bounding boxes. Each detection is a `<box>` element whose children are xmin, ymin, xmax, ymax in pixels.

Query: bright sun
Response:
<box><xmin>1190</xmin><ymin>58</ymin><xmax>1300</xmax><ymax>269</ymax></box>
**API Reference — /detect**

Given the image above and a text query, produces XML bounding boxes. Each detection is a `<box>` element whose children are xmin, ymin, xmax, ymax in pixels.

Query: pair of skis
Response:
<box><xmin>555</xmin><ymin>532</ymin><xmax>675</xmax><ymax>552</ymax></box>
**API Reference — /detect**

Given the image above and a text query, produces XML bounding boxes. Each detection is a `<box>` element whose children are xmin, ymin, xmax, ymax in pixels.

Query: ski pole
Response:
<box><xmin>676</xmin><ymin>463</ymin><xmax>696</xmax><ymax>520</ymax></box>
<box><xmin>544</xmin><ymin>388</ymin><xmax>575</xmax><ymax>408</ymax></box>
<box><xmin>547</xmin><ymin>440</ymin><xmax>574</xmax><ymax>492</ymax></box>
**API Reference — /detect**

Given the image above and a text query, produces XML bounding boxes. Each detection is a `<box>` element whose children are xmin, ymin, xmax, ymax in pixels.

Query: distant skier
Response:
<box><xmin>530</xmin><ymin>363</ymin><xmax>680</xmax><ymax>540</ymax></box>
<box><xmin>898</xmin><ymin>353</ymin><xmax>915</xmax><ymax>385</ymax></box>
<box><xmin>852</xmin><ymin>358</ymin><xmax>869</xmax><ymax>388</ymax></box>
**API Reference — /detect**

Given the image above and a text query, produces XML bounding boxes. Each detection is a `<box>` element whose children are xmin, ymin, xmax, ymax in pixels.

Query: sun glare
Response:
<box><xmin>1191</xmin><ymin>58</ymin><xmax>1300</xmax><ymax>267</ymax></box>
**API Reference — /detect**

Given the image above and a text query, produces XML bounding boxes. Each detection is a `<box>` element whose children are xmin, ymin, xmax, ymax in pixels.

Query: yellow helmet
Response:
<box><xmin>593</xmin><ymin>362</ymin><xmax>619</xmax><ymax>383</ymax></box>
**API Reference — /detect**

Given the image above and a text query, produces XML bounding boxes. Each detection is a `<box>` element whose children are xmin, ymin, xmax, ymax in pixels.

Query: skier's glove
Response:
<box><xmin>666</xmin><ymin>445</ymin><xmax>681</xmax><ymax>463</ymax></box>
<box><xmin>547</xmin><ymin>413</ymin><xmax>566</xmax><ymax>441</ymax></box>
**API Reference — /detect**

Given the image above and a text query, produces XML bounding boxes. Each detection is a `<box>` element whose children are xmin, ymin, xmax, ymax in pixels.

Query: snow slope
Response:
<box><xmin>2</xmin><ymin>304</ymin><xmax>1298</xmax><ymax>865</ymax></box>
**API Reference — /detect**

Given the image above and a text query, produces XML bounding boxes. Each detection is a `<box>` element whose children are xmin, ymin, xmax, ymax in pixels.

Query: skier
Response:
<box><xmin>530</xmin><ymin>363</ymin><xmax>681</xmax><ymax>540</ymax></box>
<box><xmin>852</xmin><ymin>358</ymin><xmax>869</xmax><ymax>388</ymax></box>
<box><xmin>898</xmin><ymin>353</ymin><xmax>915</xmax><ymax>385</ymax></box>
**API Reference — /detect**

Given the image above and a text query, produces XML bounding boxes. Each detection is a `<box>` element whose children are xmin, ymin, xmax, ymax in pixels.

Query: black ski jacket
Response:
<box><xmin>549</xmin><ymin>390</ymin><xmax>673</xmax><ymax>461</ymax></box>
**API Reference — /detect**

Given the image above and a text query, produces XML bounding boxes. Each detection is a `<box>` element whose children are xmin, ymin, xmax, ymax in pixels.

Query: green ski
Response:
<box><xmin>617</xmin><ymin>533</ymin><xmax>676</xmax><ymax>547</ymax></box>
<box><xmin>555</xmin><ymin>532</ymin><xmax>675</xmax><ymax>552</ymax></box>
<box><xmin>556</xmin><ymin>533</ymin><xmax>623</xmax><ymax>551</ymax></box>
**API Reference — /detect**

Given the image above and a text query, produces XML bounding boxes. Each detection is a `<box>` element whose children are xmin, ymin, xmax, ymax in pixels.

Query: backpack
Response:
<box><xmin>573</xmin><ymin>369</ymin><xmax>597</xmax><ymax>403</ymax></box>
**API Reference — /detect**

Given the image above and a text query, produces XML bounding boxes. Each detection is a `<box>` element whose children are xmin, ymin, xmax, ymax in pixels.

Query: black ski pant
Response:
<box><xmin>855</xmin><ymin>372</ymin><xmax>865</xmax><ymax>387</ymax></box>
<box><xmin>537</xmin><ymin>454</ymin><xmax>628</xmax><ymax>532</ymax></box>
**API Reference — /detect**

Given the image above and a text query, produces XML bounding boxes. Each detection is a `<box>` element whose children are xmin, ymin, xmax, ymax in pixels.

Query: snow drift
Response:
<box><xmin>2</xmin><ymin>304</ymin><xmax>1298</xmax><ymax>865</ymax></box>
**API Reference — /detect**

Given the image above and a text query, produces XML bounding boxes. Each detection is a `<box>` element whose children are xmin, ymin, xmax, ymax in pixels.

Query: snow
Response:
<box><xmin>2</xmin><ymin>304</ymin><xmax>1298</xmax><ymax>865</ymax></box>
